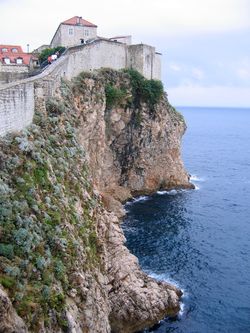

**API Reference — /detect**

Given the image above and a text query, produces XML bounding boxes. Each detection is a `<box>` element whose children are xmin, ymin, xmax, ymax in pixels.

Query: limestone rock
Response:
<box><xmin>0</xmin><ymin>287</ymin><xmax>27</xmax><ymax>333</ymax></box>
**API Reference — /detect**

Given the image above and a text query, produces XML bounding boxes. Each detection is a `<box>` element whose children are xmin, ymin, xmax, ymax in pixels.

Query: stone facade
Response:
<box><xmin>51</xmin><ymin>16</ymin><xmax>97</xmax><ymax>48</ymax></box>
<box><xmin>128</xmin><ymin>44</ymin><xmax>161</xmax><ymax>81</ymax></box>
<box><xmin>0</xmin><ymin>80</ymin><xmax>34</xmax><ymax>136</ymax></box>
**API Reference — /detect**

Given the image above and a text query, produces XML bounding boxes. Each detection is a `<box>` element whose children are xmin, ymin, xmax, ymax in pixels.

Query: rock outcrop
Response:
<box><xmin>0</xmin><ymin>69</ymin><xmax>193</xmax><ymax>332</ymax></box>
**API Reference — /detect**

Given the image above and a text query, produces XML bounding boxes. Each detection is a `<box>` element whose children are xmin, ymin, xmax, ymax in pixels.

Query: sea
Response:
<box><xmin>122</xmin><ymin>107</ymin><xmax>250</xmax><ymax>333</ymax></box>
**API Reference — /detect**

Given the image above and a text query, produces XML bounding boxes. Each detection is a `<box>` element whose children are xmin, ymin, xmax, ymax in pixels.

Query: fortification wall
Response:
<box><xmin>0</xmin><ymin>81</ymin><xmax>34</xmax><ymax>136</ymax></box>
<box><xmin>66</xmin><ymin>40</ymin><xmax>127</xmax><ymax>78</ymax></box>
<box><xmin>154</xmin><ymin>53</ymin><xmax>161</xmax><ymax>80</ymax></box>
<box><xmin>0</xmin><ymin>39</ymin><xmax>161</xmax><ymax>137</ymax></box>
<box><xmin>128</xmin><ymin>44</ymin><xmax>161</xmax><ymax>80</ymax></box>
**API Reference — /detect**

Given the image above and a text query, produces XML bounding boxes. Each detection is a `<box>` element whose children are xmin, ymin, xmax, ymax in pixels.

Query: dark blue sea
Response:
<box><xmin>122</xmin><ymin>107</ymin><xmax>250</xmax><ymax>333</ymax></box>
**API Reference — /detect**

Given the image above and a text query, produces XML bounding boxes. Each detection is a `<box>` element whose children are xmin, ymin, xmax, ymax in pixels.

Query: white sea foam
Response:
<box><xmin>178</xmin><ymin>302</ymin><xmax>185</xmax><ymax>317</ymax></box>
<box><xmin>157</xmin><ymin>190</ymin><xmax>168</xmax><ymax>195</ymax></box>
<box><xmin>147</xmin><ymin>271</ymin><xmax>181</xmax><ymax>289</ymax></box>
<box><xmin>190</xmin><ymin>175</ymin><xmax>205</xmax><ymax>182</ymax></box>
<box><xmin>132</xmin><ymin>195</ymin><xmax>149</xmax><ymax>202</ymax></box>
<box><xmin>157</xmin><ymin>189</ymin><xmax>188</xmax><ymax>196</ymax></box>
<box><xmin>190</xmin><ymin>174</ymin><xmax>205</xmax><ymax>190</ymax></box>
<box><xmin>125</xmin><ymin>195</ymin><xmax>149</xmax><ymax>207</ymax></box>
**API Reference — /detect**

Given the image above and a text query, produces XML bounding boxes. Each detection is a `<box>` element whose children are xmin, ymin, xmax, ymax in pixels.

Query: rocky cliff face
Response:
<box><xmin>0</xmin><ymin>69</ymin><xmax>193</xmax><ymax>333</ymax></box>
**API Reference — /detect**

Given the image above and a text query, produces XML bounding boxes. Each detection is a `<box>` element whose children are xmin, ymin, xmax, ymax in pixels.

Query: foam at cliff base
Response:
<box><xmin>190</xmin><ymin>174</ymin><xmax>205</xmax><ymax>190</ymax></box>
<box><xmin>157</xmin><ymin>189</ymin><xmax>190</xmax><ymax>196</ymax></box>
<box><xmin>125</xmin><ymin>195</ymin><xmax>149</xmax><ymax>207</ymax></box>
<box><xmin>190</xmin><ymin>175</ymin><xmax>205</xmax><ymax>182</ymax></box>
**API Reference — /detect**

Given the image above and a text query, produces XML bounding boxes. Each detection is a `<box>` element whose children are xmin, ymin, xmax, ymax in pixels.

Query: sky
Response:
<box><xmin>0</xmin><ymin>0</ymin><xmax>250</xmax><ymax>107</ymax></box>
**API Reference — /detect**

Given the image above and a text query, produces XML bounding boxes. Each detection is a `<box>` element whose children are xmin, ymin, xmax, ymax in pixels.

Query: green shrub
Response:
<box><xmin>124</xmin><ymin>68</ymin><xmax>164</xmax><ymax>111</ymax></box>
<box><xmin>0</xmin><ymin>243</ymin><xmax>14</xmax><ymax>259</ymax></box>
<box><xmin>0</xmin><ymin>275</ymin><xmax>16</xmax><ymax>289</ymax></box>
<box><xmin>105</xmin><ymin>84</ymin><xmax>127</xmax><ymax>109</ymax></box>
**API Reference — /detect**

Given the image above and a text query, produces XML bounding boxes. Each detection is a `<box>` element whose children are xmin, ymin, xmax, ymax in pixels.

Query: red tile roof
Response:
<box><xmin>0</xmin><ymin>44</ymin><xmax>34</xmax><ymax>65</ymax></box>
<box><xmin>62</xmin><ymin>16</ymin><xmax>97</xmax><ymax>28</ymax></box>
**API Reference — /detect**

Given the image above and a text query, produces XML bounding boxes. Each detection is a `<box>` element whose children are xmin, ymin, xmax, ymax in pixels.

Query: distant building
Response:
<box><xmin>50</xmin><ymin>16</ymin><xmax>97</xmax><ymax>48</ymax></box>
<box><xmin>0</xmin><ymin>45</ymin><xmax>35</xmax><ymax>66</ymax></box>
<box><xmin>0</xmin><ymin>45</ymin><xmax>38</xmax><ymax>84</ymax></box>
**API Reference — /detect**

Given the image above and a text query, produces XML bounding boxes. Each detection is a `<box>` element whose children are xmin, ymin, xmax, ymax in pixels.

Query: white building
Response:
<box><xmin>51</xmin><ymin>16</ymin><xmax>97</xmax><ymax>48</ymax></box>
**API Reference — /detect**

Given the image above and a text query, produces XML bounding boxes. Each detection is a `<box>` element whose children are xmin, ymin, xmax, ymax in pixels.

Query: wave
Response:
<box><xmin>125</xmin><ymin>195</ymin><xmax>149</xmax><ymax>206</ymax></box>
<box><xmin>157</xmin><ymin>189</ymin><xmax>177</xmax><ymax>196</ymax></box>
<box><xmin>190</xmin><ymin>174</ymin><xmax>206</xmax><ymax>190</ymax></box>
<box><xmin>146</xmin><ymin>271</ymin><xmax>183</xmax><ymax>291</ymax></box>
<box><xmin>157</xmin><ymin>188</ymin><xmax>190</xmax><ymax>196</ymax></box>
<box><xmin>190</xmin><ymin>175</ymin><xmax>205</xmax><ymax>182</ymax></box>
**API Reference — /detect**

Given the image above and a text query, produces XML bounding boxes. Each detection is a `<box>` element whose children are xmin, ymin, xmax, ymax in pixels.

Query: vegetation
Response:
<box><xmin>105</xmin><ymin>84</ymin><xmax>127</xmax><ymax>109</ymax></box>
<box><xmin>38</xmin><ymin>46</ymin><xmax>66</xmax><ymax>64</ymax></box>
<box><xmin>0</xmin><ymin>78</ymin><xmax>100</xmax><ymax>331</ymax></box>
<box><xmin>124</xmin><ymin>68</ymin><xmax>164</xmax><ymax>111</ymax></box>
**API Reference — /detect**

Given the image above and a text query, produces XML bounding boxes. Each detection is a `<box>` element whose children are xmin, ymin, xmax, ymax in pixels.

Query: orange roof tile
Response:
<box><xmin>62</xmin><ymin>16</ymin><xmax>97</xmax><ymax>27</ymax></box>
<box><xmin>0</xmin><ymin>44</ymin><xmax>34</xmax><ymax>65</ymax></box>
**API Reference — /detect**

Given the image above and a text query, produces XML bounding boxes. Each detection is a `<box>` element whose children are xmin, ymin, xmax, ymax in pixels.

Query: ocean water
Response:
<box><xmin>122</xmin><ymin>107</ymin><xmax>250</xmax><ymax>333</ymax></box>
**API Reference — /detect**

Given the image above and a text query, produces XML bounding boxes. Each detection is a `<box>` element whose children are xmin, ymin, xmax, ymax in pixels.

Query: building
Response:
<box><xmin>51</xmin><ymin>16</ymin><xmax>97</xmax><ymax>48</ymax></box>
<box><xmin>0</xmin><ymin>45</ymin><xmax>38</xmax><ymax>84</ymax></box>
<box><xmin>49</xmin><ymin>16</ymin><xmax>161</xmax><ymax>80</ymax></box>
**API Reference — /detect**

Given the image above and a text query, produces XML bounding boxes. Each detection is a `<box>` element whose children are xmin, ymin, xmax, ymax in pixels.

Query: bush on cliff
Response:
<box><xmin>124</xmin><ymin>68</ymin><xmax>164</xmax><ymax>111</ymax></box>
<box><xmin>105</xmin><ymin>84</ymin><xmax>127</xmax><ymax>109</ymax></box>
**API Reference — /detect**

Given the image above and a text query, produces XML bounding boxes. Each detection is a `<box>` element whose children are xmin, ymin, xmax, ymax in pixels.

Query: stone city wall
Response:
<box><xmin>0</xmin><ymin>39</ymin><xmax>161</xmax><ymax>137</ymax></box>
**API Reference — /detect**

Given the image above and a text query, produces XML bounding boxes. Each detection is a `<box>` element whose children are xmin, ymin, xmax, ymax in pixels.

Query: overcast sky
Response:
<box><xmin>1</xmin><ymin>0</ymin><xmax>250</xmax><ymax>107</ymax></box>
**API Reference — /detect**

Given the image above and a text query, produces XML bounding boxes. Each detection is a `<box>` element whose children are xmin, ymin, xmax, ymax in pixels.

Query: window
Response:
<box><xmin>84</xmin><ymin>30</ymin><xmax>89</xmax><ymax>37</ymax></box>
<box><xmin>12</xmin><ymin>48</ymin><xmax>18</xmax><ymax>53</ymax></box>
<box><xmin>4</xmin><ymin>57</ymin><xmax>10</xmax><ymax>64</ymax></box>
<box><xmin>69</xmin><ymin>28</ymin><xmax>74</xmax><ymax>35</ymax></box>
<box><xmin>16</xmin><ymin>58</ymin><xmax>23</xmax><ymax>64</ymax></box>
<box><xmin>2</xmin><ymin>48</ymin><xmax>8</xmax><ymax>52</ymax></box>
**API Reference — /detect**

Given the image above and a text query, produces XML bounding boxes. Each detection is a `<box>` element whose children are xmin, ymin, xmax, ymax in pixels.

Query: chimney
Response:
<box><xmin>77</xmin><ymin>16</ymin><xmax>82</xmax><ymax>25</ymax></box>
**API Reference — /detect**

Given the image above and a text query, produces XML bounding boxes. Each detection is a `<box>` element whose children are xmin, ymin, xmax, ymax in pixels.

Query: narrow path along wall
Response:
<box><xmin>0</xmin><ymin>40</ymin><xmax>161</xmax><ymax>137</ymax></box>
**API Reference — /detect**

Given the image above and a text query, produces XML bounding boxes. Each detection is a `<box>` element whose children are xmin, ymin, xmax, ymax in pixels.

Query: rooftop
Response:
<box><xmin>0</xmin><ymin>45</ymin><xmax>34</xmax><ymax>65</ymax></box>
<box><xmin>62</xmin><ymin>16</ymin><xmax>97</xmax><ymax>28</ymax></box>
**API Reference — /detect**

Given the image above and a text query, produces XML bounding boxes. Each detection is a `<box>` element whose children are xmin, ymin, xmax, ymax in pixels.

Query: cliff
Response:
<box><xmin>0</xmin><ymin>68</ymin><xmax>193</xmax><ymax>333</ymax></box>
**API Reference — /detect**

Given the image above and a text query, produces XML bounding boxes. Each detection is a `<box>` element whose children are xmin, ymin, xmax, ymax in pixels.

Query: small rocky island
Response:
<box><xmin>0</xmin><ymin>68</ymin><xmax>193</xmax><ymax>332</ymax></box>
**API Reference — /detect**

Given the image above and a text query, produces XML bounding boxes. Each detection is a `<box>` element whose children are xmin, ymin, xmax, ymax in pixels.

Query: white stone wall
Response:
<box><xmin>128</xmin><ymin>44</ymin><xmax>161</xmax><ymax>80</ymax></box>
<box><xmin>0</xmin><ymin>81</ymin><xmax>34</xmax><ymax>136</ymax></box>
<box><xmin>66</xmin><ymin>40</ymin><xmax>127</xmax><ymax>78</ymax></box>
<box><xmin>51</xmin><ymin>24</ymin><xmax>97</xmax><ymax>48</ymax></box>
<box><xmin>154</xmin><ymin>53</ymin><xmax>161</xmax><ymax>81</ymax></box>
